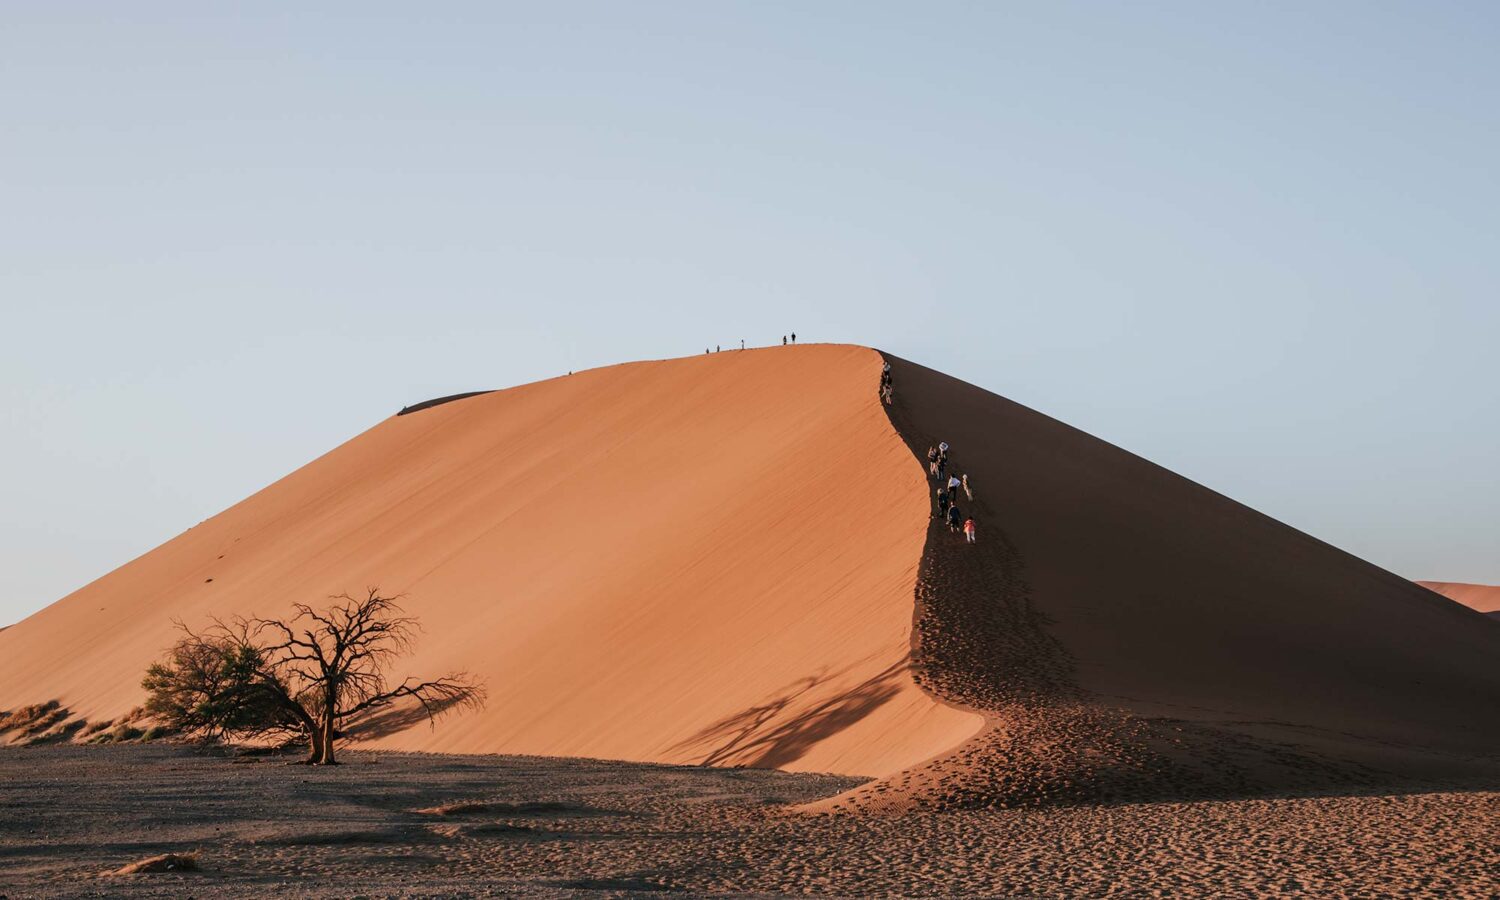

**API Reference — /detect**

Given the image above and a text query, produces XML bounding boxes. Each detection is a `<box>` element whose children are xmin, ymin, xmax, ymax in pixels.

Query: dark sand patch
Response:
<box><xmin>2</xmin><ymin>744</ymin><xmax>1494</xmax><ymax>898</ymax></box>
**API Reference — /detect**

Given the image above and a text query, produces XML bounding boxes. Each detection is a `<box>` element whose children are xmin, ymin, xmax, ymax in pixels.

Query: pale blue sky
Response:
<box><xmin>3</xmin><ymin>2</ymin><xmax>1497</xmax><ymax>625</ymax></box>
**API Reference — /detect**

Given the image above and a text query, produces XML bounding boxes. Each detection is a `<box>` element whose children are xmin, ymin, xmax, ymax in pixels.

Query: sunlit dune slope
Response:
<box><xmin>1417</xmin><ymin>581</ymin><xmax>1500</xmax><ymax>616</ymax></box>
<box><xmin>0</xmin><ymin>345</ymin><xmax>980</xmax><ymax>776</ymax></box>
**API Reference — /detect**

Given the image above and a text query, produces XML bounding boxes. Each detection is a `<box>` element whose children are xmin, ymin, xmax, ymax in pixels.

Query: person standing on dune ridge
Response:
<box><xmin>791</xmin><ymin>332</ymin><xmax>796</xmax><ymax>343</ymax></box>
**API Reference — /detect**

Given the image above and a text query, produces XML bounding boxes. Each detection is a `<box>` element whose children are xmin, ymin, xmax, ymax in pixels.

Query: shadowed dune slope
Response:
<box><xmin>1418</xmin><ymin>581</ymin><xmax>1500</xmax><ymax>616</ymax></box>
<box><xmin>863</xmin><ymin>354</ymin><xmax>1498</xmax><ymax>805</ymax></box>
<box><xmin>0</xmin><ymin>345</ymin><xmax>980</xmax><ymax>776</ymax></box>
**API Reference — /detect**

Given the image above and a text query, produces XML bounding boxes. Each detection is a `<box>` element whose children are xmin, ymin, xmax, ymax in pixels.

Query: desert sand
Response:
<box><xmin>1418</xmin><ymin>580</ymin><xmax>1500</xmax><ymax>616</ymax></box>
<box><xmin>3</xmin><ymin>744</ymin><xmax>1496</xmax><ymax>899</ymax></box>
<box><xmin>1</xmin><ymin>344</ymin><xmax>1496</xmax><ymax>816</ymax></box>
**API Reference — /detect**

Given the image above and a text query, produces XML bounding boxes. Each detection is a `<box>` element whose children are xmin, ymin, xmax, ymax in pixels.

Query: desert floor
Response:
<box><xmin>1</xmin><ymin>745</ymin><xmax>1495</xmax><ymax>898</ymax></box>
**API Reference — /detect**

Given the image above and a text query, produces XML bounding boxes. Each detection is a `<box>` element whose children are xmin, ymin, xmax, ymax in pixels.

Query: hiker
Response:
<box><xmin>947</xmin><ymin>504</ymin><xmax>963</xmax><ymax>532</ymax></box>
<box><xmin>936</xmin><ymin>455</ymin><xmax>947</xmax><ymax>480</ymax></box>
<box><xmin>783</xmin><ymin>335</ymin><xmax>787</xmax><ymax>345</ymax></box>
<box><xmin>716</xmin><ymin>345</ymin><xmax>720</xmax><ymax>352</ymax></box>
<box><xmin>740</xmin><ymin>339</ymin><xmax>745</xmax><ymax>350</ymax></box>
<box><xmin>791</xmin><ymin>332</ymin><xmax>796</xmax><ymax>343</ymax></box>
<box><xmin>927</xmin><ymin>446</ymin><xmax>939</xmax><ymax>477</ymax></box>
<box><xmin>961</xmin><ymin>473</ymin><xmax>973</xmax><ymax>501</ymax></box>
<box><xmin>881</xmin><ymin>382</ymin><xmax>893</xmax><ymax>405</ymax></box>
<box><xmin>964</xmin><ymin>517</ymin><xmax>977</xmax><ymax>543</ymax></box>
<box><xmin>937</xmin><ymin>487</ymin><xmax>949</xmax><ymax>519</ymax></box>
<box><xmin>938</xmin><ymin>441</ymin><xmax>949</xmax><ymax>456</ymax></box>
<box><xmin>947</xmin><ymin>474</ymin><xmax>961</xmax><ymax>496</ymax></box>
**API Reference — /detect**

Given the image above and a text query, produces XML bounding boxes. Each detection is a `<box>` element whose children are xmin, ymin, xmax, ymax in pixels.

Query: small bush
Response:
<box><xmin>0</xmin><ymin>700</ymin><xmax>61</xmax><ymax>735</ymax></box>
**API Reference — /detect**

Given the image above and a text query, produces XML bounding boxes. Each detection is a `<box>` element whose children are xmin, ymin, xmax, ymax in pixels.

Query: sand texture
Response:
<box><xmin>3</xmin><ymin>744</ymin><xmax>1496</xmax><ymax>899</ymax></box>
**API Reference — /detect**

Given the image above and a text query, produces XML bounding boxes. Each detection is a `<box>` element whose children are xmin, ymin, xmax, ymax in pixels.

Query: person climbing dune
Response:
<box><xmin>927</xmin><ymin>446</ymin><xmax>939</xmax><ymax>478</ymax></box>
<box><xmin>961</xmin><ymin>473</ymin><xmax>973</xmax><ymax>501</ymax></box>
<box><xmin>937</xmin><ymin>486</ymin><xmax>949</xmax><ymax>519</ymax></box>
<box><xmin>964</xmin><ymin>516</ymin><xmax>977</xmax><ymax>543</ymax></box>
<box><xmin>947</xmin><ymin>504</ymin><xmax>963</xmax><ymax>533</ymax></box>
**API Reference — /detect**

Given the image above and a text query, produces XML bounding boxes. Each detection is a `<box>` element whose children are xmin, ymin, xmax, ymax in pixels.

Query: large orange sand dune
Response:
<box><xmin>1</xmin><ymin>344</ymin><xmax>1495</xmax><ymax>807</ymax></box>
<box><xmin>0</xmin><ymin>346</ymin><xmax>978</xmax><ymax>776</ymax></box>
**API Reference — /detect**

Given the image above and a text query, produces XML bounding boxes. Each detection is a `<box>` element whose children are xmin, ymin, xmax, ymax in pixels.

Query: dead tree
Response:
<box><xmin>144</xmin><ymin>589</ymin><xmax>482</xmax><ymax>764</ymax></box>
<box><xmin>252</xmin><ymin>590</ymin><xmax>482</xmax><ymax>764</ymax></box>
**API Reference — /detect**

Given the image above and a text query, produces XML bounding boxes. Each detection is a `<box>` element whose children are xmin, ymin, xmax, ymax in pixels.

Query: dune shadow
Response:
<box><xmin>670</xmin><ymin>662</ymin><xmax>906</xmax><ymax>770</ymax></box>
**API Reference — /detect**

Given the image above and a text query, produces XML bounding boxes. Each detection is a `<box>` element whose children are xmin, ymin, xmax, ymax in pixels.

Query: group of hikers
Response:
<box><xmin>879</xmin><ymin>363</ymin><xmax>975</xmax><ymax>542</ymax></box>
<box><xmin>928</xmin><ymin>441</ymin><xmax>977</xmax><ymax>543</ymax></box>
<box><xmin>703</xmin><ymin>333</ymin><xmax>796</xmax><ymax>355</ymax></box>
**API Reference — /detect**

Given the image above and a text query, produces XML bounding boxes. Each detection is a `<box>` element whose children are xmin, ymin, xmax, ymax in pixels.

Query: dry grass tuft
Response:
<box><xmin>0</xmin><ymin>700</ymin><xmax>62</xmax><ymax>735</ymax></box>
<box><xmin>109</xmin><ymin>853</ymin><xmax>200</xmax><ymax>875</ymax></box>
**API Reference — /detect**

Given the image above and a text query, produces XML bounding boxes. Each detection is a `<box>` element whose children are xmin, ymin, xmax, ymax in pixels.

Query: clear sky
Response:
<box><xmin>3</xmin><ymin>2</ymin><xmax>1497</xmax><ymax>625</ymax></box>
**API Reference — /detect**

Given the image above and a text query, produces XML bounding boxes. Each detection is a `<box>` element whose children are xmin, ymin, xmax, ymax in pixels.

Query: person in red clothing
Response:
<box><xmin>963</xmin><ymin>517</ymin><xmax>977</xmax><ymax>543</ymax></box>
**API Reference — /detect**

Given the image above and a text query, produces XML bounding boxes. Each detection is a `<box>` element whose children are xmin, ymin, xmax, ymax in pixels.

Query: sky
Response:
<box><xmin>2</xmin><ymin>2</ymin><xmax>1497</xmax><ymax>625</ymax></box>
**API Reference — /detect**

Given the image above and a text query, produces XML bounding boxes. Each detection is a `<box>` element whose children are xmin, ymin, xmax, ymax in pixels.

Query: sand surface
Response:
<box><xmin>3</xmin><ymin>744</ymin><xmax>1496</xmax><ymax>899</ymax></box>
<box><xmin>0</xmin><ymin>346</ymin><xmax>976</xmax><ymax>777</ymax></box>
<box><xmin>1418</xmin><ymin>581</ymin><xmax>1500</xmax><ymax>616</ymax></box>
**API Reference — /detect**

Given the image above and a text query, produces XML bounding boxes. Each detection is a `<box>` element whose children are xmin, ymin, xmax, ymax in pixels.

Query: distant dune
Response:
<box><xmin>1</xmin><ymin>345</ymin><xmax>1495</xmax><ymax>808</ymax></box>
<box><xmin>1417</xmin><ymin>581</ymin><xmax>1500</xmax><ymax>617</ymax></box>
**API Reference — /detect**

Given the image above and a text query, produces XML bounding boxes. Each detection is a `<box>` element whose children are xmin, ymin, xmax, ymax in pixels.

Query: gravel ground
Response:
<box><xmin>1</xmin><ymin>744</ymin><xmax>1495</xmax><ymax>898</ymax></box>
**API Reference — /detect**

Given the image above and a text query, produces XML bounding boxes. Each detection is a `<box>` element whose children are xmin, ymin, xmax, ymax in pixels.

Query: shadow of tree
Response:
<box><xmin>343</xmin><ymin>694</ymin><xmax>471</xmax><ymax>741</ymax></box>
<box><xmin>670</xmin><ymin>662</ymin><xmax>906</xmax><ymax>769</ymax></box>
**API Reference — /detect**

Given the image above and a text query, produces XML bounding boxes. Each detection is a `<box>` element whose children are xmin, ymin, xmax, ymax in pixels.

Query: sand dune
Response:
<box><xmin>1417</xmin><ymin>581</ymin><xmax>1500</xmax><ymax>616</ymax></box>
<box><xmin>813</xmin><ymin>354</ymin><xmax>1499</xmax><ymax>811</ymax></box>
<box><xmin>2</xmin><ymin>345</ymin><xmax>1495</xmax><ymax>806</ymax></box>
<box><xmin>0</xmin><ymin>345</ymin><xmax>978</xmax><ymax>777</ymax></box>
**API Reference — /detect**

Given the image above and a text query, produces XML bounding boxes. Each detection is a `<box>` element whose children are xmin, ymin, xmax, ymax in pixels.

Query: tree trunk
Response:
<box><xmin>303</xmin><ymin>723</ymin><xmax>323</xmax><ymax>764</ymax></box>
<box><xmin>317</xmin><ymin>689</ymin><xmax>339</xmax><ymax>764</ymax></box>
